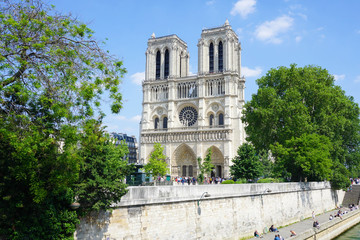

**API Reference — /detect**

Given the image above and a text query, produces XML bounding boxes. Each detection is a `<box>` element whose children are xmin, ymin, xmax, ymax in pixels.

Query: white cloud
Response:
<box><xmin>114</xmin><ymin>115</ymin><xmax>126</xmax><ymax>120</ymax></box>
<box><xmin>130</xmin><ymin>72</ymin><xmax>145</xmax><ymax>85</ymax></box>
<box><xmin>295</xmin><ymin>36</ymin><xmax>302</xmax><ymax>42</ymax></box>
<box><xmin>131</xmin><ymin>115</ymin><xmax>142</xmax><ymax>122</ymax></box>
<box><xmin>206</xmin><ymin>0</ymin><xmax>215</xmax><ymax>6</ymax></box>
<box><xmin>255</xmin><ymin>15</ymin><xmax>294</xmax><ymax>44</ymax></box>
<box><xmin>242</xmin><ymin>66</ymin><xmax>262</xmax><ymax>78</ymax></box>
<box><xmin>112</xmin><ymin>115</ymin><xmax>141</xmax><ymax>122</ymax></box>
<box><xmin>230</xmin><ymin>0</ymin><xmax>256</xmax><ymax>19</ymax></box>
<box><xmin>355</xmin><ymin>75</ymin><xmax>360</xmax><ymax>83</ymax></box>
<box><xmin>333</xmin><ymin>74</ymin><xmax>345</xmax><ymax>81</ymax></box>
<box><xmin>357</xmin><ymin>30</ymin><xmax>360</xmax><ymax>34</ymax></box>
<box><xmin>236</xmin><ymin>28</ymin><xmax>243</xmax><ymax>35</ymax></box>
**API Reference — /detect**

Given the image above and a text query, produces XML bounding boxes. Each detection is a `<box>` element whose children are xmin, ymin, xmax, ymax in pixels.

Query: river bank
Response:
<box><xmin>250</xmin><ymin>207</ymin><xmax>360</xmax><ymax>240</ymax></box>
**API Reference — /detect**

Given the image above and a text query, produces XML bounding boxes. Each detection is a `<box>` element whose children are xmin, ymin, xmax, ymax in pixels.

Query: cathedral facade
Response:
<box><xmin>139</xmin><ymin>21</ymin><xmax>246</xmax><ymax>178</ymax></box>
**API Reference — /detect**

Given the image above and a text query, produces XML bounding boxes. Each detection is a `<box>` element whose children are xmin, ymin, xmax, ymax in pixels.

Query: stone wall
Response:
<box><xmin>75</xmin><ymin>182</ymin><xmax>345</xmax><ymax>240</ymax></box>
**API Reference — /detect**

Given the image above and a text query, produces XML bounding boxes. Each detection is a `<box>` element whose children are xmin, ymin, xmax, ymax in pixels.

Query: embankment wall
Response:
<box><xmin>75</xmin><ymin>182</ymin><xmax>345</xmax><ymax>240</ymax></box>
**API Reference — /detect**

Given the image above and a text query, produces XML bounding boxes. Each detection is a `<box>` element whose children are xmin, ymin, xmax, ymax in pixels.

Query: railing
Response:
<box><xmin>142</xmin><ymin>125</ymin><xmax>227</xmax><ymax>133</ymax></box>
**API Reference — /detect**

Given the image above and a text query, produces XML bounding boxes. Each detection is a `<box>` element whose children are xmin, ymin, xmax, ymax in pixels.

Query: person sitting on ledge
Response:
<box><xmin>254</xmin><ymin>230</ymin><xmax>263</xmax><ymax>238</ymax></box>
<box><xmin>274</xmin><ymin>234</ymin><xmax>280</xmax><ymax>240</ymax></box>
<box><xmin>313</xmin><ymin>220</ymin><xmax>320</xmax><ymax>229</ymax></box>
<box><xmin>290</xmin><ymin>230</ymin><xmax>297</xmax><ymax>237</ymax></box>
<box><xmin>269</xmin><ymin>225</ymin><xmax>279</xmax><ymax>232</ymax></box>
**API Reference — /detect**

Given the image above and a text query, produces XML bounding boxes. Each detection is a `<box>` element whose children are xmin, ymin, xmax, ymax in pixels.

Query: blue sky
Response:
<box><xmin>53</xmin><ymin>0</ymin><xmax>360</xmax><ymax>139</ymax></box>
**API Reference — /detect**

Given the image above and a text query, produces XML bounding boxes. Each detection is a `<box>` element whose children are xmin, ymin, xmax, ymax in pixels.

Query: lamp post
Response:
<box><xmin>260</xmin><ymin>188</ymin><xmax>271</xmax><ymax>205</ymax></box>
<box><xmin>197</xmin><ymin>192</ymin><xmax>211</xmax><ymax>207</ymax></box>
<box><xmin>263</xmin><ymin>188</ymin><xmax>272</xmax><ymax>194</ymax></box>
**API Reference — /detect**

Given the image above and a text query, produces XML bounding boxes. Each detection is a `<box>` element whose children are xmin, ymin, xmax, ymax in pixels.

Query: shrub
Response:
<box><xmin>235</xmin><ymin>178</ymin><xmax>247</xmax><ymax>184</ymax></box>
<box><xmin>257</xmin><ymin>178</ymin><xmax>282</xmax><ymax>183</ymax></box>
<box><xmin>221</xmin><ymin>180</ymin><xmax>235</xmax><ymax>184</ymax></box>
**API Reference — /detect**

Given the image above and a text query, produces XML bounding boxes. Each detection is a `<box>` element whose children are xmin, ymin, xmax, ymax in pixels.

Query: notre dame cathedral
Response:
<box><xmin>139</xmin><ymin>20</ymin><xmax>246</xmax><ymax>178</ymax></box>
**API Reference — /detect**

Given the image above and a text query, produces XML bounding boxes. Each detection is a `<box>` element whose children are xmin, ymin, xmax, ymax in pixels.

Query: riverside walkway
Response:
<box><xmin>250</xmin><ymin>207</ymin><xmax>360</xmax><ymax>240</ymax></box>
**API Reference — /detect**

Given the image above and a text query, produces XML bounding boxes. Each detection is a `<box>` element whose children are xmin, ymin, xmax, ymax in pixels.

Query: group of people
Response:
<box><xmin>173</xmin><ymin>176</ymin><xmax>226</xmax><ymax>185</ymax></box>
<box><xmin>254</xmin><ymin>225</ymin><xmax>296</xmax><ymax>239</ymax></box>
<box><xmin>173</xmin><ymin>176</ymin><xmax>197</xmax><ymax>185</ymax></box>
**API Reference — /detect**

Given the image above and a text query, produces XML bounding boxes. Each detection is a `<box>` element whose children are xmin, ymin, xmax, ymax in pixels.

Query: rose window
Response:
<box><xmin>179</xmin><ymin>106</ymin><xmax>198</xmax><ymax>126</ymax></box>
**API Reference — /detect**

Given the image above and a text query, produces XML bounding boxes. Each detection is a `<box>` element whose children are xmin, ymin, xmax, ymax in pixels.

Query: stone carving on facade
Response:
<box><xmin>211</xmin><ymin>103</ymin><xmax>219</xmax><ymax>112</ymax></box>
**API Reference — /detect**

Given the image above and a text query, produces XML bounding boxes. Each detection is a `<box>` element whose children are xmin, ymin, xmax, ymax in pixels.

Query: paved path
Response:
<box><xmin>250</xmin><ymin>208</ymin><xmax>359</xmax><ymax>240</ymax></box>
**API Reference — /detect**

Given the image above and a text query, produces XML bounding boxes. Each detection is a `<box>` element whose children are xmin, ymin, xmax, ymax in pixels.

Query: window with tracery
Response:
<box><xmin>218</xmin><ymin>41</ymin><xmax>223</xmax><ymax>72</ymax></box>
<box><xmin>209</xmin><ymin>114</ymin><xmax>214</xmax><ymax>126</ymax></box>
<box><xmin>218</xmin><ymin>113</ymin><xmax>224</xmax><ymax>126</ymax></box>
<box><xmin>154</xmin><ymin>117</ymin><xmax>159</xmax><ymax>129</ymax></box>
<box><xmin>179</xmin><ymin>106</ymin><xmax>198</xmax><ymax>127</ymax></box>
<box><xmin>163</xmin><ymin>117</ymin><xmax>168</xmax><ymax>129</ymax></box>
<box><xmin>209</xmin><ymin>42</ymin><xmax>214</xmax><ymax>73</ymax></box>
<box><xmin>156</xmin><ymin>50</ymin><xmax>161</xmax><ymax>80</ymax></box>
<box><xmin>151</xmin><ymin>84</ymin><xmax>168</xmax><ymax>101</ymax></box>
<box><xmin>177</xmin><ymin>81</ymin><xmax>198</xmax><ymax>99</ymax></box>
<box><xmin>164</xmin><ymin>49</ymin><xmax>169</xmax><ymax>78</ymax></box>
<box><xmin>206</xmin><ymin>78</ymin><xmax>225</xmax><ymax>96</ymax></box>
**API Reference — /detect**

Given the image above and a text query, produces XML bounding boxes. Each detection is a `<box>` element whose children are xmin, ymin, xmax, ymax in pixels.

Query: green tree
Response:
<box><xmin>230</xmin><ymin>143</ymin><xmax>263</xmax><ymax>181</ymax></box>
<box><xmin>0</xmin><ymin>0</ymin><xmax>128</xmax><ymax>238</ymax></box>
<box><xmin>143</xmin><ymin>143</ymin><xmax>169</xmax><ymax>180</ymax></box>
<box><xmin>271</xmin><ymin>133</ymin><xmax>333</xmax><ymax>182</ymax></box>
<box><xmin>197</xmin><ymin>148</ymin><xmax>215</xmax><ymax>183</ymax></box>
<box><xmin>75</xmin><ymin>120</ymin><xmax>134</xmax><ymax>216</ymax></box>
<box><xmin>242</xmin><ymin>64</ymin><xmax>360</xmax><ymax>188</ymax></box>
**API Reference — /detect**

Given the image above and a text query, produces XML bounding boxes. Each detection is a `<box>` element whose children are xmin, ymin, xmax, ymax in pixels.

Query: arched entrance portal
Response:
<box><xmin>209</xmin><ymin>146</ymin><xmax>224</xmax><ymax>178</ymax></box>
<box><xmin>172</xmin><ymin>144</ymin><xmax>197</xmax><ymax>177</ymax></box>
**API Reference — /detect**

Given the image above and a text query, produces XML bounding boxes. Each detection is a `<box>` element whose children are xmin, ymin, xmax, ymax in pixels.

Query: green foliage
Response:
<box><xmin>197</xmin><ymin>157</ymin><xmax>204</xmax><ymax>184</ymax></box>
<box><xmin>257</xmin><ymin>178</ymin><xmax>283</xmax><ymax>183</ymax></box>
<box><xmin>75</xmin><ymin>120</ymin><xmax>134</xmax><ymax>216</ymax></box>
<box><xmin>235</xmin><ymin>178</ymin><xmax>247</xmax><ymax>184</ymax></box>
<box><xmin>331</xmin><ymin>162</ymin><xmax>351</xmax><ymax>190</ymax></box>
<box><xmin>0</xmin><ymin>0</ymin><xmax>128</xmax><ymax>238</ymax></box>
<box><xmin>230</xmin><ymin>143</ymin><xmax>263</xmax><ymax>181</ymax></box>
<box><xmin>197</xmin><ymin>148</ymin><xmax>215</xmax><ymax>184</ymax></box>
<box><xmin>221</xmin><ymin>180</ymin><xmax>235</xmax><ymax>184</ymax></box>
<box><xmin>143</xmin><ymin>143</ymin><xmax>169</xmax><ymax>180</ymax></box>
<box><xmin>271</xmin><ymin>133</ymin><xmax>333</xmax><ymax>182</ymax></box>
<box><xmin>242</xmin><ymin>64</ymin><xmax>360</xmax><ymax>189</ymax></box>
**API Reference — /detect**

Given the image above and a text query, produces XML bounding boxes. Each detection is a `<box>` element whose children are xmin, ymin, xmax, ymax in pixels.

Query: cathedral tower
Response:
<box><xmin>140</xmin><ymin>21</ymin><xmax>246</xmax><ymax>178</ymax></box>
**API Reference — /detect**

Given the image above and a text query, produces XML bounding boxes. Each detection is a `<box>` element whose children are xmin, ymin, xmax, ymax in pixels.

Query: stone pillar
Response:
<box><xmin>224</xmin><ymin>39</ymin><xmax>228</xmax><ymax>72</ymax></box>
<box><xmin>160</xmin><ymin>50</ymin><xmax>164</xmax><ymax>79</ymax></box>
<box><xmin>238</xmin><ymin>43</ymin><xmax>241</xmax><ymax>76</ymax></box>
<box><xmin>197</xmin><ymin>39</ymin><xmax>204</xmax><ymax>74</ymax></box>
<box><xmin>214</xmin><ymin>41</ymin><xmax>218</xmax><ymax>72</ymax></box>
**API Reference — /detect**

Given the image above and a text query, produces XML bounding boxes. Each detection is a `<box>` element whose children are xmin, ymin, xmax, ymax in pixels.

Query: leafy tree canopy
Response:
<box><xmin>197</xmin><ymin>148</ymin><xmax>215</xmax><ymax>183</ymax></box>
<box><xmin>0</xmin><ymin>0</ymin><xmax>128</xmax><ymax>238</ymax></box>
<box><xmin>242</xmin><ymin>64</ymin><xmax>360</xmax><ymax>188</ymax></box>
<box><xmin>271</xmin><ymin>133</ymin><xmax>333</xmax><ymax>182</ymax></box>
<box><xmin>230</xmin><ymin>143</ymin><xmax>263</xmax><ymax>181</ymax></box>
<box><xmin>143</xmin><ymin>143</ymin><xmax>169</xmax><ymax>180</ymax></box>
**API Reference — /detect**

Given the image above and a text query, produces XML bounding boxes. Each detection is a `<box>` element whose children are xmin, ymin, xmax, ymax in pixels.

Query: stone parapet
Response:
<box><xmin>75</xmin><ymin>182</ymin><xmax>345</xmax><ymax>240</ymax></box>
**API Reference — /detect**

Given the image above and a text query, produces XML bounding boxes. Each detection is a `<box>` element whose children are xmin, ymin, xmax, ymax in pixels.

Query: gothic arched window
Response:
<box><xmin>218</xmin><ymin>113</ymin><xmax>224</xmax><ymax>126</ymax></box>
<box><xmin>154</xmin><ymin>117</ymin><xmax>159</xmax><ymax>129</ymax></box>
<box><xmin>164</xmin><ymin>49</ymin><xmax>169</xmax><ymax>78</ymax></box>
<box><xmin>209</xmin><ymin>114</ymin><xmax>214</xmax><ymax>126</ymax></box>
<box><xmin>218</xmin><ymin>41</ymin><xmax>223</xmax><ymax>72</ymax></box>
<box><xmin>163</xmin><ymin>117</ymin><xmax>168</xmax><ymax>129</ymax></box>
<box><xmin>209</xmin><ymin>42</ymin><xmax>214</xmax><ymax>73</ymax></box>
<box><xmin>156</xmin><ymin>51</ymin><xmax>161</xmax><ymax>80</ymax></box>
